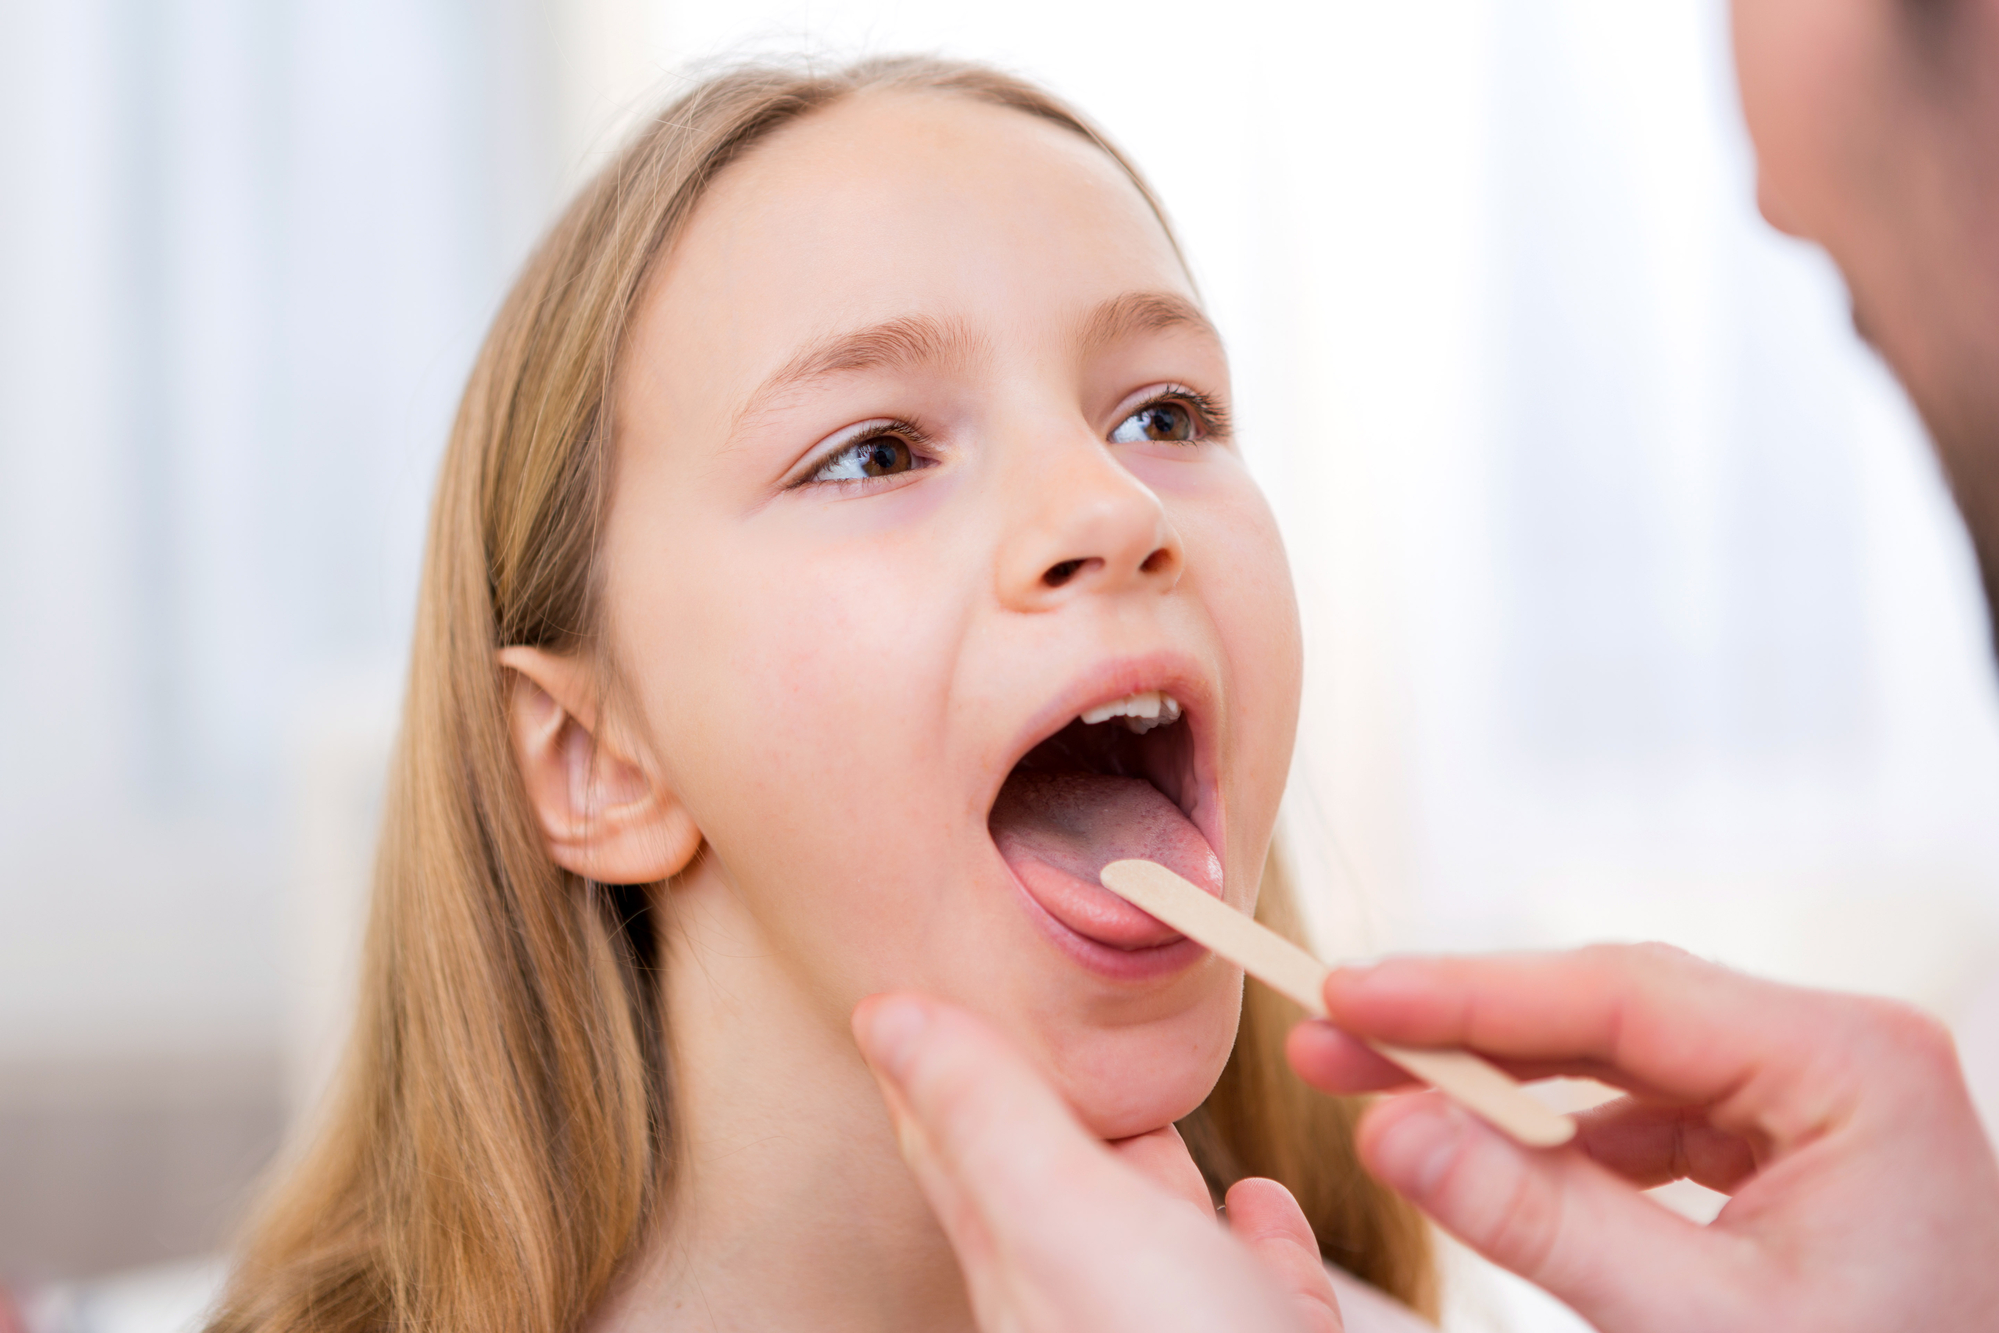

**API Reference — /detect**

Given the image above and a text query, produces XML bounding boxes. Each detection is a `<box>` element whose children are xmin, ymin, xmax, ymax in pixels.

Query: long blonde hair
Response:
<box><xmin>208</xmin><ymin>56</ymin><xmax>1433</xmax><ymax>1333</ymax></box>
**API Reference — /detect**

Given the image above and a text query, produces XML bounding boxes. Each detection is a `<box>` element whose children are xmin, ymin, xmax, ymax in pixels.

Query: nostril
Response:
<box><xmin>1043</xmin><ymin>558</ymin><xmax>1089</xmax><ymax>588</ymax></box>
<box><xmin>1140</xmin><ymin>547</ymin><xmax>1174</xmax><ymax>575</ymax></box>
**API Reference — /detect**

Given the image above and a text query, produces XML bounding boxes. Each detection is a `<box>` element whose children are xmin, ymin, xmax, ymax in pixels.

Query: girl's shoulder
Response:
<box><xmin>1326</xmin><ymin>1265</ymin><xmax>1437</xmax><ymax>1333</ymax></box>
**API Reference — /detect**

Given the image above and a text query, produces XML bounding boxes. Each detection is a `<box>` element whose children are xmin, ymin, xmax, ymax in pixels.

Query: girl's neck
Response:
<box><xmin>589</xmin><ymin>853</ymin><xmax>974</xmax><ymax>1332</ymax></box>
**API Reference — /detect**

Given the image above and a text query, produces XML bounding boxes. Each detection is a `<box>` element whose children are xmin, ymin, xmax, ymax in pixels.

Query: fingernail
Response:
<box><xmin>1321</xmin><ymin>963</ymin><xmax>1376</xmax><ymax>1015</ymax></box>
<box><xmin>1371</xmin><ymin>1103</ymin><xmax>1467</xmax><ymax>1199</ymax></box>
<box><xmin>857</xmin><ymin>995</ymin><xmax>930</xmax><ymax>1082</ymax></box>
<box><xmin>1330</xmin><ymin>959</ymin><xmax>1381</xmax><ymax>987</ymax></box>
<box><xmin>892</xmin><ymin>1106</ymin><xmax>931</xmax><ymax>1168</ymax></box>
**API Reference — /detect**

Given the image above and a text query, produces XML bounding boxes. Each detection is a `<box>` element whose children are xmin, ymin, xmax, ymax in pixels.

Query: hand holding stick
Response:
<box><xmin>1098</xmin><ymin>859</ymin><xmax>1574</xmax><ymax>1149</ymax></box>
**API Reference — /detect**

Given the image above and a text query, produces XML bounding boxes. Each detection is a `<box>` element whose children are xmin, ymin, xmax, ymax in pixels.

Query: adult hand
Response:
<box><xmin>852</xmin><ymin>993</ymin><xmax>1343</xmax><ymax>1333</ymax></box>
<box><xmin>1292</xmin><ymin>943</ymin><xmax>1999</xmax><ymax>1333</ymax></box>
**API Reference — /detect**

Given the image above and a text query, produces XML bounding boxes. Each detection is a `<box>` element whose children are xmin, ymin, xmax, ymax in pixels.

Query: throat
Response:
<box><xmin>594</xmin><ymin>856</ymin><xmax>977</xmax><ymax>1333</ymax></box>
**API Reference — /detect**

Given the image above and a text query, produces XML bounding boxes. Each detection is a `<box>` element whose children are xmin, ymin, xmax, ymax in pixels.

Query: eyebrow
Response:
<box><xmin>1077</xmin><ymin>290</ymin><xmax>1220</xmax><ymax>352</ymax></box>
<box><xmin>733</xmin><ymin>289</ymin><xmax>1221</xmax><ymax>431</ymax></box>
<box><xmin>735</xmin><ymin>315</ymin><xmax>986</xmax><ymax>429</ymax></box>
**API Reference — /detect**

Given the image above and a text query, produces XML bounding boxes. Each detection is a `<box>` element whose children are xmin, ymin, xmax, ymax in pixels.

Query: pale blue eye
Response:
<box><xmin>812</xmin><ymin>435</ymin><xmax>917</xmax><ymax>482</ymax></box>
<box><xmin>1110</xmin><ymin>401</ymin><xmax>1197</xmax><ymax>444</ymax></box>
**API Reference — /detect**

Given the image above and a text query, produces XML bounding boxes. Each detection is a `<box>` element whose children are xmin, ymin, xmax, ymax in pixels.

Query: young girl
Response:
<box><xmin>210</xmin><ymin>57</ymin><xmax>1434</xmax><ymax>1332</ymax></box>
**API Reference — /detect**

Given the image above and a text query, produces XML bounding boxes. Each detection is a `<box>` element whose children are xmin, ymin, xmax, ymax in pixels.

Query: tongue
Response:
<box><xmin>990</xmin><ymin>770</ymin><xmax>1223</xmax><ymax>950</ymax></box>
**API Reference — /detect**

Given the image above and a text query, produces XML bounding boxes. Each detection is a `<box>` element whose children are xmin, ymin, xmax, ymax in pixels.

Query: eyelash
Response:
<box><xmin>791</xmin><ymin>387</ymin><xmax>1232</xmax><ymax>490</ymax></box>
<box><xmin>793</xmin><ymin>420</ymin><xmax>935</xmax><ymax>490</ymax></box>
<box><xmin>1128</xmin><ymin>386</ymin><xmax>1232</xmax><ymax>442</ymax></box>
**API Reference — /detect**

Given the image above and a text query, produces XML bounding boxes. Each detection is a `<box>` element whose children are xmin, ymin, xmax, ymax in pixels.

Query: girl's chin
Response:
<box><xmin>1067</xmin><ymin>1079</ymin><xmax>1213</xmax><ymax>1142</ymax></box>
<box><xmin>924</xmin><ymin>948</ymin><xmax>1241</xmax><ymax>1137</ymax></box>
<box><xmin>1038</xmin><ymin>1028</ymin><xmax>1233</xmax><ymax>1141</ymax></box>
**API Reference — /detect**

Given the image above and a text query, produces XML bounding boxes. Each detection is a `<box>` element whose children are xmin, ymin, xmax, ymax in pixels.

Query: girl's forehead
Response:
<box><xmin>632</xmin><ymin>90</ymin><xmax>1195</xmax><ymax>404</ymax></box>
<box><xmin>709</xmin><ymin>87</ymin><xmax>1157</xmax><ymax>239</ymax></box>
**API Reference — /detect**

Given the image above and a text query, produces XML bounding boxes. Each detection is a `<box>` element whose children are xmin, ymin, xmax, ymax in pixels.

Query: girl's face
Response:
<box><xmin>606</xmin><ymin>90</ymin><xmax>1301</xmax><ymax>1137</ymax></box>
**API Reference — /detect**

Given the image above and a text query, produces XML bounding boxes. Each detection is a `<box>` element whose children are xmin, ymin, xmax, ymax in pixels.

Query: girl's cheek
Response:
<box><xmin>1117</xmin><ymin>448</ymin><xmax>1219</xmax><ymax>501</ymax></box>
<box><xmin>1192</xmin><ymin>486</ymin><xmax>1304</xmax><ymax>783</ymax></box>
<box><xmin>679</xmin><ymin>536</ymin><xmax>954</xmax><ymax>770</ymax></box>
<box><xmin>1188</xmin><ymin>481</ymin><xmax>1298</xmax><ymax>646</ymax></box>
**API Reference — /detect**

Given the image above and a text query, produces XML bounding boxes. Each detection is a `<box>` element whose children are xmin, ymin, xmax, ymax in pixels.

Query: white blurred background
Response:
<box><xmin>4</xmin><ymin>1</ymin><xmax>1999</xmax><ymax>1329</ymax></box>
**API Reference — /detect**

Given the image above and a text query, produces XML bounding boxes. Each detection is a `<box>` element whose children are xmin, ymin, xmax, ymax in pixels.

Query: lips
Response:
<box><xmin>985</xmin><ymin>665</ymin><xmax>1224</xmax><ymax>975</ymax></box>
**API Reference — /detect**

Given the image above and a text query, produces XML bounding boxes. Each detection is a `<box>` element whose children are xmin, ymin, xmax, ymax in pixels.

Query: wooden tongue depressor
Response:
<box><xmin>1099</xmin><ymin>859</ymin><xmax>1575</xmax><ymax>1149</ymax></box>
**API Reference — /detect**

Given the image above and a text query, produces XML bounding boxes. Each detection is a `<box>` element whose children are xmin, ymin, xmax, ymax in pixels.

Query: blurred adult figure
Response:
<box><xmin>1733</xmin><ymin>0</ymin><xmax>1999</xmax><ymax>642</ymax></box>
<box><xmin>852</xmin><ymin>2</ymin><xmax>1999</xmax><ymax>1330</ymax></box>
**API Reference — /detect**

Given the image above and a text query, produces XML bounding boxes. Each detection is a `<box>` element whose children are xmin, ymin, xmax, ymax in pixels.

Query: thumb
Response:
<box><xmin>1225</xmin><ymin>1178</ymin><xmax>1344</xmax><ymax>1333</ymax></box>
<box><xmin>1359</xmin><ymin>1093</ymin><xmax>1742</xmax><ymax>1333</ymax></box>
<box><xmin>1107</xmin><ymin>1123</ymin><xmax>1222</xmax><ymax>1220</ymax></box>
<box><xmin>851</xmin><ymin>992</ymin><xmax>1114</xmax><ymax>1327</ymax></box>
<box><xmin>852</xmin><ymin>993</ymin><xmax>1316</xmax><ymax>1333</ymax></box>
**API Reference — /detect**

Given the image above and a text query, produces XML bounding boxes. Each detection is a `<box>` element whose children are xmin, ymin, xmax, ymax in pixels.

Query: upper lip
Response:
<box><xmin>984</xmin><ymin>649</ymin><xmax>1224</xmax><ymax>874</ymax></box>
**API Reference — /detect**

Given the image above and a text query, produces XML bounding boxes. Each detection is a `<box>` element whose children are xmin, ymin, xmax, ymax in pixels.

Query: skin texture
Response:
<box><xmin>502</xmin><ymin>90</ymin><xmax>1312</xmax><ymax>1329</ymax></box>
<box><xmin>847</xmin><ymin>3</ymin><xmax>1999</xmax><ymax>1330</ymax></box>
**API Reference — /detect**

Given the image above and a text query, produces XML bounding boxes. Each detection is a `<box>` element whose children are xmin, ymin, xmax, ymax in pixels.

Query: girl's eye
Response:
<box><xmin>1109</xmin><ymin>400</ymin><xmax>1199</xmax><ymax>444</ymax></box>
<box><xmin>811</xmin><ymin>433</ymin><xmax>920</xmax><ymax>482</ymax></box>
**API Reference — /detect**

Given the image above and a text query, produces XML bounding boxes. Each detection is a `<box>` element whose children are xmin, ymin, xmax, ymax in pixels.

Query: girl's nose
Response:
<box><xmin>995</xmin><ymin>440</ymin><xmax>1184</xmax><ymax>612</ymax></box>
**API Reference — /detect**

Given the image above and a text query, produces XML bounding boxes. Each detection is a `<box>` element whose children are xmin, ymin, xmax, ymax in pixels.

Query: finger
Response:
<box><xmin>1358</xmin><ymin>1091</ymin><xmax>1744</xmax><ymax>1332</ymax></box>
<box><xmin>854</xmin><ymin>999</ymin><xmax>1011</xmax><ymax>1297</ymax></box>
<box><xmin>1285</xmin><ymin>1020</ymin><xmax>1415</xmax><ymax>1094</ymax></box>
<box><xmin>1287</xmin><ymin>1017</ymin><xmax>1668</xmax><ymax>1104</ymax></box>
<box><xmin>1321</xmin><ymin>944</ymin><xmax>1877</xmax><ymax>1150</ymax></box>
<box><xmin>1571</xmin><ymin>1096</ymin><xmax>1761</xmax><ymax>1193</ymax></box>
<box><xmin>854</xmin><ymin>991</ymin><xmax>1135</xmax><ymax>1328</ymax></box>
<box><xmin>853</xmin><ymin>993</ymin><xmax>1119</xmax><ymax>1214</ymax></box>
<box><xmin>1108</xmin><ymin>1123</ymin><xmax>1216</xmax><ymax>1219</ymax></box>
<box><xmin>1225</xmin><ymin>1178</ymin><xmax>1345</xmax><ymax>1333</ymax></box>
<box><xmin>854</xmin><ymin>993</ymin><xmax>1314</xmax><ymax>1333</ymax></box>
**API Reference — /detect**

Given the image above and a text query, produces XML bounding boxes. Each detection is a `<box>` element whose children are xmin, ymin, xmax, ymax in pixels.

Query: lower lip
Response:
<box><xmin>1000</xmin><ymin>861</ymin><xmax>1211</xmax><ymax>982</ymax></box>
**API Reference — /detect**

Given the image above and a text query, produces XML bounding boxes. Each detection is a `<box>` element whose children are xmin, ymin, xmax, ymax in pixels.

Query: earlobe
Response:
<box><xmin>496</xmin><ymin>646</ymin><xmax>703</xmax><ymax>884</ymax></box>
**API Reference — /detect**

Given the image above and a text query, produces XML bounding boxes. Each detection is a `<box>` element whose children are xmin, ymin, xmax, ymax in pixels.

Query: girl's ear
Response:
<box><xmin>496</xmin><ymin>646</ymin><xmax>703</xmax><ymax>884</ymax></box>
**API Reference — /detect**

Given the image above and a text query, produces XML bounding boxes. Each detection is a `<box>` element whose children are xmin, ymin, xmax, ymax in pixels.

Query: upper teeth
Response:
<box><xmin>1079</xmin><ymin>690</ymin><xmax>1183</xmax><ymax>734</ymax></box>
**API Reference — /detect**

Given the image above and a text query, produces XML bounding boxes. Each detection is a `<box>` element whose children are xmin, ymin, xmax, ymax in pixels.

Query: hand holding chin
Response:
<box><xmin>1105</xmin><ymin>1127</ymin><xmax>1343</xmax><ymax>1333</ymax></box>
<box><xmin>854</xmin><ymin>993</ymin><xmax>1342</xmax><ymax>1333</ymax></box>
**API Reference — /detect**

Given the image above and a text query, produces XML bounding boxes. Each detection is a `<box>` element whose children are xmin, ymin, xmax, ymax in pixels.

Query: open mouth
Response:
<box><xmin>988</xmin><ymin>687</ymin><xmax>1223</xmax><ymax>969</ymax></box>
